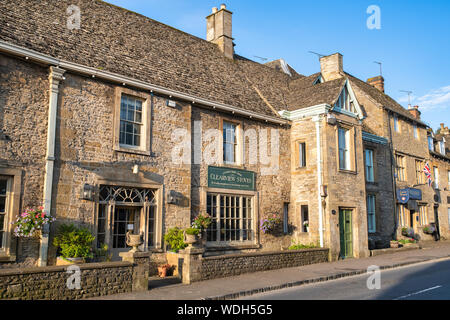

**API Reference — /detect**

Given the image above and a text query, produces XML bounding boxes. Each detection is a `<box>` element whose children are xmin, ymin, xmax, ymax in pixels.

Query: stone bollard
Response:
<box><xmin>120</xmin><ymin>251</ymin><xmax>150</xmax><ymax>292</ymax></box>
<box><xmin>179</xmin><ymin>246</ymin><xmax>205</xmax><ymax>284</ymax></box>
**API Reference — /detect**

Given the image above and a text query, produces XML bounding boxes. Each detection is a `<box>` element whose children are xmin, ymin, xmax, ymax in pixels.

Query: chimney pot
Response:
<box><xmin>220</xmin><ymin>4</ymin><xmax>226</xmax><ymax>9</ymax></box>
<box><xmin>212</xmin><ymin>7</ymin><xmax>218</xmax><ymax>13</ymax></box>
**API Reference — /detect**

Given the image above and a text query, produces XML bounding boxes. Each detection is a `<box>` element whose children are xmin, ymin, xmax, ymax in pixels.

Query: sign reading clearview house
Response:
<box><xmin>208</xmin><ymin>166</ymin><xmax>255</xmax><ymax>191</ymax></box>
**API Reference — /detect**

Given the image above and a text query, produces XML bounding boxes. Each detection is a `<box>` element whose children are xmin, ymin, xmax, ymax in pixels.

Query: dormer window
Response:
<box><xmin>439</xmin><ymin>139</ymin><xmax>446</xmax><ymax>154</ymax></box>
<box><xmin>334</xmin><ymin>86</ymin><xmax>355</xmax><ymax>113</ymax></box>
<box><xmin>428</xmin><ymin>136</ymin><xmax>434</xmax><ymax>151</ymax></box>
<box><xmin>314</xmin><ymin>75</ymin><xmax>324</xmax><ymax>85</ymax></box>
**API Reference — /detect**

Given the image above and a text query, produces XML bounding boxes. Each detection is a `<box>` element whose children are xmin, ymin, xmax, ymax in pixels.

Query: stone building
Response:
<box><xmin>0</xmin><ymin>1</ymin><xmax>448</xmax><ymax>269</ymax></box>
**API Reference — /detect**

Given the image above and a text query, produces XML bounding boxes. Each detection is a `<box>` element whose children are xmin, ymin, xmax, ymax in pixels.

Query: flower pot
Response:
<box><xmin>158</xmin><ymin>266</ymin><xmax>167</xmax><ymax>278</ymax></box>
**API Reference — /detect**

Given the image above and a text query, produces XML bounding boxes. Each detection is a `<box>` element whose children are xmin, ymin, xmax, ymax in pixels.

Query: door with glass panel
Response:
<box><xmin>339</xmin><ymin>209</ymin><xmax>353</xmax><ymax>259</ymax></box>
<box><xmin>0</xmin><ymin>177</ymin><xmax>10</xmax><ymax>252</ymax></box>
<box><xmin>111</xmin><ymin>206</ymin><xmax>140</xmax><ymax>259</ymax></box>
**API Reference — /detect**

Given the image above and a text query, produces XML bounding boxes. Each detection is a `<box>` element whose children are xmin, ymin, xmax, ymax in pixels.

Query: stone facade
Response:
<box><xmin>0</xmin><ymin>1</ymin><xmax>448</xmax><ymax>281</ymax></box>
<box><xmin>0</xmin><ymin>262</ymin><xmax>133</xmax><ymax>300</ymax></box>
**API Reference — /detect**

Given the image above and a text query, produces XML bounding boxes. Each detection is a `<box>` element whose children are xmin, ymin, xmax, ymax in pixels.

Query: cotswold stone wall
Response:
<box><xmin>200</xmin><ymin>248</ymin><xmax>329</xmax><ymax>281</ymax></box>
<box><xmin>0</xmin><ymin>262</ymin><xmax>133</xmax><ymax>300</ymax></box>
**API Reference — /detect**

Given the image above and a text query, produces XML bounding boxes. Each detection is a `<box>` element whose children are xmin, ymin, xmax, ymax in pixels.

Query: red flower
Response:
<box><xmin>35</xmin><ymin>214</ymin><xmax>39</xmax><ymax>218</ymax></box>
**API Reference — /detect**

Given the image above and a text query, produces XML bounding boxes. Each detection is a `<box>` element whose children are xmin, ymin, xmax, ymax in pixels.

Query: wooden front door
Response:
<box><xmin>339</xmin><ymin>209</ymin><xmax>353</xmax><ymax>259</ymax></box>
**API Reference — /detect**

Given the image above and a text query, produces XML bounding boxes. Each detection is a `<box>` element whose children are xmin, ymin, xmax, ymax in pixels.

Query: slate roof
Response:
<box><xmin>346</xmin><ymin>73</ymin><xmax>428</xmax><ymax>127</ymax></box>
<box><xmin>0</xmin><ymin>0</ymin><xmax>432</xmax><ymax>127</ymax></box>
<box><xmin>0</xmin><ymin>0</ymin><xmax>294</xmax><ymax>118</ymax></box>
<box><xmin>286</xmin><ymin>75</ymin><xmax>345</xmax><ymax>110</ymax></box>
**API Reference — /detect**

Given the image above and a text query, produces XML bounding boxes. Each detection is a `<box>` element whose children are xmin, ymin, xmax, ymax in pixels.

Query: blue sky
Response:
<box><xmin>106</xmin><ymin>0</ymin><xmax>450</xmax><ymax>131</ymax></box>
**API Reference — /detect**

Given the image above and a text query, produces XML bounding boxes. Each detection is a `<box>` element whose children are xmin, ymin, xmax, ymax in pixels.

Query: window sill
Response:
<box><xmin>114</xmin><ymin>145</ymin><xmax>151</xmax><ymax>157</ymax></box>
<box><xmin>0</xmin><ymin>254</ymin><xmax>16</xmax><ymax>262</ymax></box>
<box><xmin>339</xmin><ymin>169</ymin><xmax>357</xmax><ymax>175</ymax></box>
<box><xmin>205</xmin><ymin>243</ymin><xmax>260</xmax><ymax>251</ymax></box>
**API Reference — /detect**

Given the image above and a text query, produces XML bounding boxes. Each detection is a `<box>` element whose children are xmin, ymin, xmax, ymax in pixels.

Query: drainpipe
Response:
<box><xmin>312</xmin><ymin>115</ymin><xmax>324</xmax><ymax>247</ymax></box>
<box><xmin>38</xmin><ymin>66</ymin><xmax>65</xmax><ymax>267</ymax></box>
<box><xmin>386</xmin><ymin>109</ymin><xmax>398</xmax><ymax>241</ymax></box>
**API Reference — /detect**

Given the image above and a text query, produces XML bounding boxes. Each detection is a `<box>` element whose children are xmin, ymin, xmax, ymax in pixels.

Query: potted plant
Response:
<box><xmin>164</xmin><ymin>227</ymin><xmax>187</xmax><ymax>253</ymax></box>
<box><xmin>192</xmin><ymin>212</ymin><xmax>212</xmax><ymax>244</ymax></box>
<box><xmin>11</xmin><ymin>206</ymin><xmax>55</xmax><ymax>239</ymax></box>
<box><xmin>303</xmin><ymin>221</ymin><xmax>309</xmax><ymax>233</ymax></box>
<box><xmin>53</xmin><ymin>224</ymin><xmax>95</xmax><ymax>265</ymax></box>
<box><xmin>401</xmin><ymin>227</ymin><xmax>414</xmax><ymax>238</ymax></box>
<box><xmin>423</xmin><ymin>224</ymin><xmax>436</xmax><ymax>235</ymax></box>
<box><xmin>158</xmin><ymin>264</ymin><xmax>174</xmax><ymax>278</ymax></box>
<box><xmin>390</xmin><ymin>240</ymin><xmax>399</xmax><ymax>248</ymax></box>
<box><xmin>260</xmin><ymin>214</ymin><xmax>282</xmax><ymax>234</ymax></box>
<box><xmin>184</xmin><ymin>227</ymin><xmax>200</xmax><ymax>246</ymax></box>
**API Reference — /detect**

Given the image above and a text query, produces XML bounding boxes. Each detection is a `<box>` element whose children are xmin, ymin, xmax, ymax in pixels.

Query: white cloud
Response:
<box><xmin>413</xmin><ymin>85</ymin><xmax>450</xmax><ymax>111</ymax></box>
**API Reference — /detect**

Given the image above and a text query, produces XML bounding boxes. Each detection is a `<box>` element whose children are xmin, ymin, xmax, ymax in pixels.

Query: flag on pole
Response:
<box><xmin>423</xmin><ymin>162</ymin><xmax>432</xmax><ymax>187</ymax></box>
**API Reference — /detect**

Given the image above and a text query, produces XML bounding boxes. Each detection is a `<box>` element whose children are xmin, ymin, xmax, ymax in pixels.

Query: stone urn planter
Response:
<box><xmin>184</xmin><ymin>230</ymin><xmax>199</xmax><ymax>247</ymax></box>
<box><xmin>126</xmin><ymin>231</ymin><xmax>143</xmax><ymax>252</ymax></box>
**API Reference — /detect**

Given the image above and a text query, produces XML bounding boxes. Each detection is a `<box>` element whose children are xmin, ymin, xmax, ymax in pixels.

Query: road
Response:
<box><xmin>241</xmin><ymin>258</ymin><xmax>450</xmax><ymax>300</ymax></box>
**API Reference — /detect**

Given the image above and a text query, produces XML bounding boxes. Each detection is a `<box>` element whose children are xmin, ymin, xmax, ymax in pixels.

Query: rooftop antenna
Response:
<box><xmin>400</xmin><ymin>90</ymin><xmax>413</xmax><ymax>108</ymax></box>
<box><xmin>374</xmin><ymin>61</ymin><xmax>382</xmax><ymax>76</ymax></box>
<box><xmin>253</xmin><ymin>56</ymin><xmax>268</xmax><ymax>62</ymax></box>
<box><xmin>308</xmin><ymin>51</ymin><xmax>325</xmax><ymax>59</ymax></box>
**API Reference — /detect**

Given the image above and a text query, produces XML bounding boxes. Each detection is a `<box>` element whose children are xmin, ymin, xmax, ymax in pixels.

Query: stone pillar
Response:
<box><xmin>179</xmin><ymin>247</ymin><xmax>205</xmax><ymax>284</ymax></box>
<box><xmin>39</xmin><ymin>66</ymin><xmax>66</xmax><ymax>267</ymax></box>
<box><xmin>120</xmin><ymin>251</ymin><xmax>150</xmax><ymax>292</ymax></box>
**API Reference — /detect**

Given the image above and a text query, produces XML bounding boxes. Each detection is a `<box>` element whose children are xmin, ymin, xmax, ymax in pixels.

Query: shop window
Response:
<box><xmin>206</xmin><ymin>193</ymin><xmax>253</xmax><ymax>243</ymax></box>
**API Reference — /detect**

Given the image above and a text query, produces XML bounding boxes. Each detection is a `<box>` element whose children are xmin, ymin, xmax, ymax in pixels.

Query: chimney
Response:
<box><xmin>408</xmin><ymin>105</ymin><xmax>421</xmax><ymax>120</ymax></box>
<box><xmin>319</xmin><ymin>53</ymin><xmax>344</xmax><ymax>81</ymax></box>
<box><xmin>206</xmin><ymin>4</ymin><xmax>234</xmax><ymax>59</ymax></box>
<box><xmin>367</xmin><ymin>76</ymin><xmax>385</xmax><ymax>93</ymax></box>
<box><xmin>440</xmin><ymin>123</ymin><xmax>450</xmax><ymax>135</ymax></box>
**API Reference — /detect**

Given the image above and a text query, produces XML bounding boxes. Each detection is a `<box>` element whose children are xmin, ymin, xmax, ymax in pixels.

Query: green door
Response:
<box><xmin>339</xmin><ymin>209</ymin><xmax>353</xmax><ymax>258</ymax></box>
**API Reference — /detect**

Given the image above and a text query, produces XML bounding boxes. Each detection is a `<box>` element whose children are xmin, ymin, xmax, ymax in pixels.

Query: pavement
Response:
<box><xmin>244</xmin><ymin>258</ymin><xmax>450</xmax><ymax>300</ymax></box>
<box><xmin>90</xmin><ymin>240</ymin><xmax>450</xmax><ymax>300</ymax></box>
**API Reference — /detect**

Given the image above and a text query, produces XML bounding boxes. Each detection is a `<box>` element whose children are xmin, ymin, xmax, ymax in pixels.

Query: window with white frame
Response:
<box><xmin>365</xmin><ymin>149</ymin><xmax>374</xmax><ymax>182</ymax></box>
<box><xmin>367</xmin><ymin>195</ymin><xmax>376</xmax><ymax>233</ymax></box>
<box><xmin>338</xmin><ymin>127</ymin><xmax>351</xmax><ymax>170</ymax></box>
<box><xmin>301</xmin><ymin>205</ymin><xmax>309</xmax><ymax>233</ymax></box>
<box><xmin>448</xmin><ymin>207</ymin><xmax>450</xmax><ymax>230</ymax></box>
<box><xmin>0</xmin><ymin>178</ymin><xmax>10</xmax><ymax>251</ymax></box>
<box><xmin>419</xmin><ymin>205</ymin><xmax>428</xmax><ymax>226</ymax></box>
<box><xmin>398</xmin><ymin>204</ymin><xmax>407</xmax><ymax>227</ymax></box>
<box><xmin>206</xmin><ymin>193</ymin><xmax>253</xmax><ymax>243</ymax></box>
<box><xmin>334</xmin><ymin>86</ymin><xmax>355</xmax><ymax>113</ymax></box>
<box><xmin>415</xmin><ymin>160</ymin><xmax>425</xmax><ymax>184</ymax></box>
<box><xmin>395</xmin><ymin>154</ymin><xmax>406</xmax><ymax>181</ymax></box>
<box><xmin>428</xmin><ymin>136</ymin><xmax>434</xmax><ymax>151</ymax></box>
<box><xmin>298</xmin><ymin>142</ymin><xmax>306</xmax><ymax>168</ymax></box>
<box><xmin>434</xmin><ymin>166</ymin><xmax>439</xmax><ymax>189</ymax></box>
<box><xmin>439</xmin><ymin>140</ymin><xmax>446</xmax><ymax>154</ymax></box>
<box><xmin>448</xmin><ymin>170</ymin><xmax>450</xmax><ymax>189</ymax></box>
<box><xmin>394</xmin><ymin>116</ymin><xmax>400</xmax><ymax>132</ymax></box>
<box><xmin>120</xmin><ymin>94</ymin><xmax>143</xmax><ymax>147</ymax></box>
<box><xmin>223</xmin><ymin>121</ymin><xmax>238</xmax><ymax>164</ymax></box>
<box><xmin>413</xmin><ymin>124</ymin><xmax>419</xmax><ymax>139</ymax></box>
